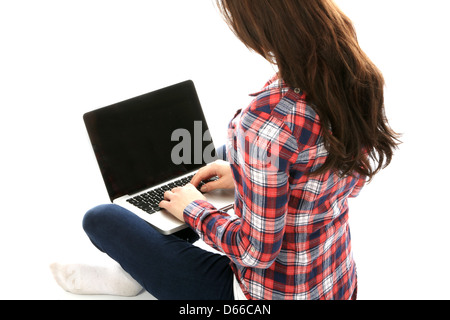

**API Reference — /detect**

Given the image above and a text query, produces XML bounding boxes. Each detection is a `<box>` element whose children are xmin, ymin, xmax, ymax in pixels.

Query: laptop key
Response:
<box><xmin>126</xmin><ymin>174</ymin><xmax>197</xmax><ymax>215</ymax></box>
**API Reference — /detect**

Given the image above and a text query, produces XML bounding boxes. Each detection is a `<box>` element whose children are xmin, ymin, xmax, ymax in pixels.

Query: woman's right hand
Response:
<box><xmin>190</xmin><ymin>160</ymin><xmax>235</xmax><ymax>193</ymax></box>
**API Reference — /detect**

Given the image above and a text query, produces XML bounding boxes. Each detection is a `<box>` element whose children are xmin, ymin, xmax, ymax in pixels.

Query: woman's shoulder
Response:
<box><xmin>245</xmin><ymin>75</ymin><xmax>322</xmax><ymax>143</ymax></box>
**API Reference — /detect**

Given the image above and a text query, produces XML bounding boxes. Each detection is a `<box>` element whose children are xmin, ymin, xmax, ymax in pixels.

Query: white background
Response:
<box><xmin>0</xmin><ymin>0</ymin><xmax>449</xmax><ymax>300</ymax></box>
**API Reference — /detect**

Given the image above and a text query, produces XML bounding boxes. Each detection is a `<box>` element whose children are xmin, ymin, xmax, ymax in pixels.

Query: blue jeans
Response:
<box><xmin>82</xmin><ymin>145</ymin><xmax>235</xmax><ymax>300</ymax></box>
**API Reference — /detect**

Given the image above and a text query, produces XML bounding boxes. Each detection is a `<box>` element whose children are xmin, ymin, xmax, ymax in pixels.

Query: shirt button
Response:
<box><xmin>250</xmin><ymin>246</ymin><xmax>256</xmax><ymax>253</ymax></box>
<box><xmin>294</xmin><ymin>88</ymin><xmax>301</xmax><ymax>94</ymax></box>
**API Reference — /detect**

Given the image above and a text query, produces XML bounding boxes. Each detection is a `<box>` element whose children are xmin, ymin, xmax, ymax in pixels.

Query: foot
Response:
<box><xmin>49</xmin><ymin>262</ymin><xmax>143</xmax><ymax>297</ymax></box>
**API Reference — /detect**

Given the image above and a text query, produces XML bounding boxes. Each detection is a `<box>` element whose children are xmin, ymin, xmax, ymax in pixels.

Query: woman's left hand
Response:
<box><xmin>159</xmin><ymin>184</ymin><xmax>207</xmax><ymax>222</ymax></box>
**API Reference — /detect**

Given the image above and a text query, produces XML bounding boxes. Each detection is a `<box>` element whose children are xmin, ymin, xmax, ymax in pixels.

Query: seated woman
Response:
<box><xmin>51</xmin><ymin>0</ymin><xmax>399</xmax><ymax>300</ymax></box>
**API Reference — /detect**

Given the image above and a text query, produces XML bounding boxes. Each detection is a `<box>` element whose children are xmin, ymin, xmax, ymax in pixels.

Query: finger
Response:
<box><xmin>191</xmin><ymin>166</ymin><xmax>217</xmax><ymax>187</ymax></box>
<box><xmin>163</xmin><ymin>190</ymin><xmax>174</xmax><ymax>200</ymax></box>
<box><xmin>159</xmin><ymin>200</ymin><xmax>170</xmax><ymax>210</ymax></box>
<box><xmin>185</xmin><ymin>183</ymin><xmax>199</xmax><ymax>191</ymax></box>
<box><xmin>200</xmin><ymin>179</ymin><xmax>222</xmax><ymax>192</ymax></box>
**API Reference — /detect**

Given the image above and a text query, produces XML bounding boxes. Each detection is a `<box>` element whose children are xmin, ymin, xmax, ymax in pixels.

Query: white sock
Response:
<box><xmin>49</xmin><ymin>262</ymin><xmax>143</xmax><ymax>297</ymax></box>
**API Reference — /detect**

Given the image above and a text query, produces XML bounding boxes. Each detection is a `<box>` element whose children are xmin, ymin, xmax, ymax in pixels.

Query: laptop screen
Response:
<box><xmin>83</xmin><ymin>81</ymin><xmax>217</xmax><ymax>202</ymax></box>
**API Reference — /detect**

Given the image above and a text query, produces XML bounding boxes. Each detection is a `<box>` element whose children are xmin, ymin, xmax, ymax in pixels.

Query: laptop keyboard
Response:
<box><xmin>126</xmin><ymin>175</ymin><xmax>218</xmax><ymax>215</ymax></box>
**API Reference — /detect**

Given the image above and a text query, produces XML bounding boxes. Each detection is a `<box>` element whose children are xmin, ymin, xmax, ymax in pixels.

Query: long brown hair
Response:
<box><xmin>216</xmin><ymin>0</ymin><xmax>400</xmax><ymax>180</ymax></box>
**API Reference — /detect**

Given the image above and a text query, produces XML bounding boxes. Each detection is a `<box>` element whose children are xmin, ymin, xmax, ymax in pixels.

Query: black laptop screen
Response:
<box><xmin>83</xmin><ymin>81</ymin><xmax>217</xmax><ymax>202</ymax></box>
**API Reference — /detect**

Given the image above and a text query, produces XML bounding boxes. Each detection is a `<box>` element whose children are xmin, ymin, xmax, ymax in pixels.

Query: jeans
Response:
<box><xmin>82</xmin><ymin>145</ymin><xmax>235</xmax><ymax>300</ymax></box>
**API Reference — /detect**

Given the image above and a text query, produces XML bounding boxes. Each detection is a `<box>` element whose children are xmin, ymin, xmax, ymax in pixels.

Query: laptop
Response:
<box><xmin>83</xmin><ymin>80</ymin><xmax>235</xmax><ymax>235</ymax></box>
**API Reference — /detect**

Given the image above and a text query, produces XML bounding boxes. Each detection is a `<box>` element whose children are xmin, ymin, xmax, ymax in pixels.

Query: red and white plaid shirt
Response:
<box><xmin>184</xmin><ymin>75</ymin><xmax>363</xmax><ymax>300</ymax></box>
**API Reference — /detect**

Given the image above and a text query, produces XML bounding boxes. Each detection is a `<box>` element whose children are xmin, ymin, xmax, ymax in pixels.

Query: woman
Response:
<box><xmin>51</xmin><ymin>0</ymin><xmax>399</xmax><ymax>300</ymax></box>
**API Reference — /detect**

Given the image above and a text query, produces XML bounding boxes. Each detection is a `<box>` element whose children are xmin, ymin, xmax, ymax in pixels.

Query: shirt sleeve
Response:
<box><xmin>349</xmin><ymin>176</ymin><xmax>366</xmax><ymax>198</ymax></box>
<box><xmin>184</xmin><ymin>115</ymin><xmax>298</xmax><ymax>269</ymax></box>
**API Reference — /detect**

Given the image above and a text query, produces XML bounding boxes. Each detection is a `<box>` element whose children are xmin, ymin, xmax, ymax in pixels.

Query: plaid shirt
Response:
<box><xmin>184</xmin><ymin>75</ymin><xmax>363</xmax><ymax>300</ymax></box>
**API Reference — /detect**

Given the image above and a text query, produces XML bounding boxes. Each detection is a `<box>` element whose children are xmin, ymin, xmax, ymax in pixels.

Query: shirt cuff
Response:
<box><xmin>183</xmin><ymin>200</ymin><xmax>216</xmax><ymax>231</ymax></box>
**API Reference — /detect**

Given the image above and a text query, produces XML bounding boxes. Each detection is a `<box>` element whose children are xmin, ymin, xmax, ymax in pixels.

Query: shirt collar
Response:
<box><xmin>249</xmin><ymin>73</ymin><xmax>290</xmax><ymax>97</ymax></box>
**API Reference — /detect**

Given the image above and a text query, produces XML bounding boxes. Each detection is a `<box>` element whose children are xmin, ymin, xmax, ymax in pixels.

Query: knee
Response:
<box><xmin>82</xmin><ymin>204</ymin><xmax>117</xmax><ymax>235</ymax></box>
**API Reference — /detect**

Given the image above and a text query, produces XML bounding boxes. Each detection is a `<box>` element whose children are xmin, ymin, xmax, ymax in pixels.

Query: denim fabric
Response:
<box><xmin>82</xmin><ymin>145</ymin><xmax>234</xmax><ymax>300</ymax></box>
<box><xmin>83</xmin><ymin>204</ymin><xmax>234</xmax><ymax>300</ymax></box>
